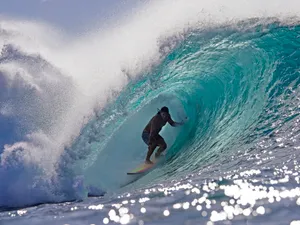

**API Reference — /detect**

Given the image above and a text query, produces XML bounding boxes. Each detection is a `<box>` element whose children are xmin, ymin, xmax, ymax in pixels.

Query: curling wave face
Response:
<box><xmin>0</xmin><ymin>0</ymin><xmax>300</xmax><ymax>210</ymax></box>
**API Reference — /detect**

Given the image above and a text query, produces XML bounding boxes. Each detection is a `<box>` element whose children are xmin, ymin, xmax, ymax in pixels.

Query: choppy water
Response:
<box><xmin>1</xmin><ymin>0</ymin><xmax>300</xmax><ymax>224</ymax></box>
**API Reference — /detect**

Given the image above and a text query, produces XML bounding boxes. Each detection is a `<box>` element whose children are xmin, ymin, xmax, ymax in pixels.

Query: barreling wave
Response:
<box><xmin>0</xmin><ymin>0</ymin><xmax>300</xmax><ymax>209</ymax></box>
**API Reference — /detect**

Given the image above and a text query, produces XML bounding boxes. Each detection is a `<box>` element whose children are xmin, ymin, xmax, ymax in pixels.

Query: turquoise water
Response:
<box><xmin>76</xmin><ymin>22</ymin><xmax>300</xmax><ymax>192</ymax></box>
<box><xmin>1</xmin><ymin>16</ymin><xmax>300</xmax><ymax>225</ymax></box>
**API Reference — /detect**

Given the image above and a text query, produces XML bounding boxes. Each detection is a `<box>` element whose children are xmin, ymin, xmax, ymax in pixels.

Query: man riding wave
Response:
<box><xmin>142</xmin><ymin>106</ymin><xmax>184</xmax><ymax>164</ymax></box>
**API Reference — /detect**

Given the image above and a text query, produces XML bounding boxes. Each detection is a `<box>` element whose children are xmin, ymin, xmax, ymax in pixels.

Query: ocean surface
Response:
<box><xmin>0</xmin><ymin>0</ymin><xmax>300</xmax><ymax>224</ymax></box>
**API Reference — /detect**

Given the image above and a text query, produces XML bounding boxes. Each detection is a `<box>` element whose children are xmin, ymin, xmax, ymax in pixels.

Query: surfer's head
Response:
<box><xmin>160</xmin><ymin>106</ymin><xmax>169</xmax><ymax>113</ymax></box>
<box><xmin>160</xmin><ymin>106</ymin><xmax>169</xmax><ymax>121</ymax></box>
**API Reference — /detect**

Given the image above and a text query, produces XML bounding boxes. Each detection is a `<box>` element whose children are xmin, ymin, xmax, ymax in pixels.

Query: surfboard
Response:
<box><xmin>127</xmin><ymin>156</ymin><xmax>161</xmax><ymax>175</ymax></box>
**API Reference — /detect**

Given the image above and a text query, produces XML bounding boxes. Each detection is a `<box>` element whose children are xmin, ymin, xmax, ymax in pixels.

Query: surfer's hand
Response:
<box><xmin>181</xmin><ymin>117</ymin><xmax>189</xmax><ymax>124</ymax></box>
<box><xmin>179</xmin><ymin>119</ymin><xmax>186</xmax><ymax>125</ymax></box>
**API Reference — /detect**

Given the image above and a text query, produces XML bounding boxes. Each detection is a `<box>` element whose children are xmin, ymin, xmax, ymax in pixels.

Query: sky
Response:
<box><xmin>0</xmin><ymin>0</ymin><xmax>144</xmax><ymax>32</ymax></box>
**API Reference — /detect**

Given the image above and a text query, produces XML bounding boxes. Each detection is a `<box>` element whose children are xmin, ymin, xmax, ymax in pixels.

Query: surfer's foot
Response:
<box><xmin>145</xmin><ymin>159</ymin><xmax>153</xmax><ymax>164</ymax></box>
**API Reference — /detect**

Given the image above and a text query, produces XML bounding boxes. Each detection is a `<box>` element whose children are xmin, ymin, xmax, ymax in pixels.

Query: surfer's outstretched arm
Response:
<box><xmin>168</xmin><ymin>117</ymin><xmax>184</xmax><ymax>127</ymax></box>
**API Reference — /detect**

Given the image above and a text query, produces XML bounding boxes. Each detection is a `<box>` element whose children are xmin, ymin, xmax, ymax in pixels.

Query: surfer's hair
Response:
<box><xmin>157</xmin><ymin>106</ymin><xmax>169</xmax><ymax>115</ymax></box>
<box><xmin>160</xmin><ymin>106</ymin><xmax>169</xmax><ymax>113</ymax></box>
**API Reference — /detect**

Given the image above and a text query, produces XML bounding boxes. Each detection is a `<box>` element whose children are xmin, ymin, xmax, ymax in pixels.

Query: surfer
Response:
<box><xmin>142</xmin><ymin>106</ymin><xmax>184</xmax><ymax>164</ymax></box>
